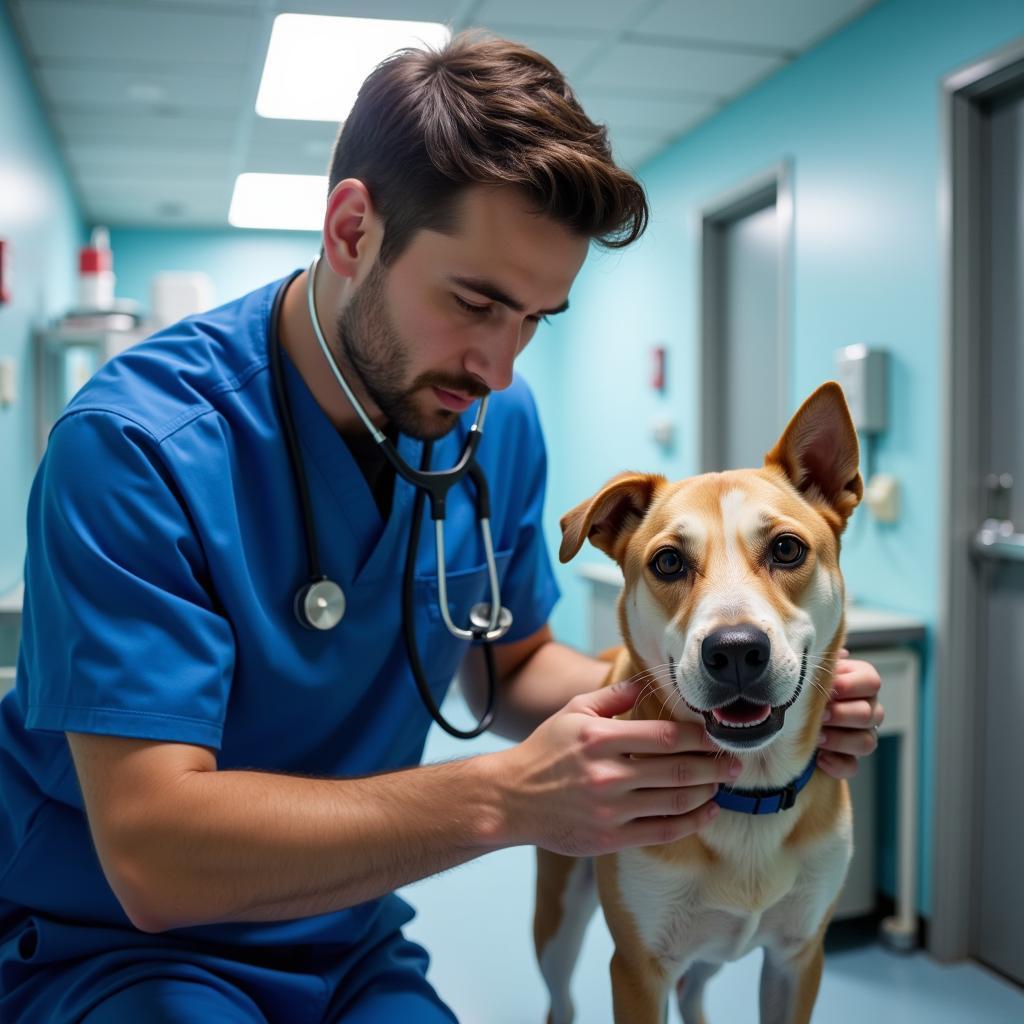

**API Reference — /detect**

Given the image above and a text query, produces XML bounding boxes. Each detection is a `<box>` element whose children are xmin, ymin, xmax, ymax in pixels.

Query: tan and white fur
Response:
<box><xmin>534</xmin><ymin>382</ymin><xmax>864</xmax><ymax>1024</ymax></box>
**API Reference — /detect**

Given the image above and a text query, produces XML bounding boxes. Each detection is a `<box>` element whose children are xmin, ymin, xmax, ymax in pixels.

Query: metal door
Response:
<box><xmin>700</xmin><ymin>171</ymin><xmax>790</xmax><ymax>474</ymax></box>
<box><xmin>973</xmin><ymin>86</ymin><xmax>1024</xmax><ymax>987</ymax></box>
<box><xmin>718</xmin><ymin>199</ymin><xmax>785</xmax><ymax>471</ymax></box>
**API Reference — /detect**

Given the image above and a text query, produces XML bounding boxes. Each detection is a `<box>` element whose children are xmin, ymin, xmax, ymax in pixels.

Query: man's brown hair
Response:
<box><xmin>327</xmin><ymin>31</ymin><xmax>649</xmax><ymax>265</ymax></box>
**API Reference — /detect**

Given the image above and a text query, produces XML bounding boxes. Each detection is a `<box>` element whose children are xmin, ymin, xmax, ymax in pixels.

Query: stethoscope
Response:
<box><xmin>267</xmin><ymin>258</ymin><xmax>512</xmax><ymax>739</ymax></box>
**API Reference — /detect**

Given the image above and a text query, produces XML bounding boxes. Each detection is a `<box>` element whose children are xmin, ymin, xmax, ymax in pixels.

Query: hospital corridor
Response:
<box><xmin>1</xmin><ymin>1</ymin><xmax>1023</xmax><ymax>1022</ymax></box>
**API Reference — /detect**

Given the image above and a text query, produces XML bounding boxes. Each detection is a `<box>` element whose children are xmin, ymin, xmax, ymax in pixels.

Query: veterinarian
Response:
<box><xmin>0</xmin><ymin>33</ymin><xmax>883</xmax><ymax>1024</ymax></box>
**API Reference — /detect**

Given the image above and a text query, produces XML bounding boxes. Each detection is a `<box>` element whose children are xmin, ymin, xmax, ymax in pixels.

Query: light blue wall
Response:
<box><xmin>0</xmin><ymin>2</ymin><xmax>84</xmax><ymax>593</ymax></box>
<box><xmin>533</xmin><ymin>0</ymin><xmax>1024</xmax><ymax>918</ymax></box>
<box><xmin>108</xmin><ymin>227</ymin><xmax>321</xmax><ymax>312</ymax></box>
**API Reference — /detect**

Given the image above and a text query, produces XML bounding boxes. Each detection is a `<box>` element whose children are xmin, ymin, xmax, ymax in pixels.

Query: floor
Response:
<box><xmin>402</xmin><ymin>712</ymin><xmax>1024</xmax><ymax>1024</ymax></box>
<box><xmin>696</xmin><ymin>933</ymin><xmax>1024</xmax><ymax>1024</ymax></box>
<box><xmin>405</xmin><ymin>844</ymin><xmax>1024</xmax><ymax>1023</ymax></box>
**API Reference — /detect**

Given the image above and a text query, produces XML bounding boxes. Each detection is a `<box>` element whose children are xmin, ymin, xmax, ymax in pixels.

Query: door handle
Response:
<box><xmin>974</xmin><ymin>519</ymin><xmax>1024</xmax><ymax>563</ymax></box>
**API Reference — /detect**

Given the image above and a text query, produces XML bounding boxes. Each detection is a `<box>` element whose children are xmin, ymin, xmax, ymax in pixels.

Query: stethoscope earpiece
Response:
<box><xmin>295</xmin><ymin>578</ymin><xmax>347</xmax><ymax>631</ymax></box>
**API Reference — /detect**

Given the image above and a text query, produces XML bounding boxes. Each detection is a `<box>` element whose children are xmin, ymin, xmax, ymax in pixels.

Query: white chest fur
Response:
<box><xmin>615</xmin><ymin>805</ymin><xmax>853</xmax><ymax>972</ymax></box>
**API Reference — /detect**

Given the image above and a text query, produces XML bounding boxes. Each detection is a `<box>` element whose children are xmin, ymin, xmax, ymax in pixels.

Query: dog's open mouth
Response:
<box><xmin>672</xmin><ymin>650</ymin><xmax>808</xmax><ymax>749</ymax></box>
<box><xmin>703</xmin><ymin>701</ymin><xmax>784</xmax><ymax>746</ymax></box>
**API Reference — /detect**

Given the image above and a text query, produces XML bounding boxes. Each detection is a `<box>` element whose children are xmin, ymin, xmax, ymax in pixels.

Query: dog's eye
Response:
<box><xmin>651</xmin><ymin>548</ymin><xmax>687</xmax><ymax>579</ymax></box>
<box><xmin>772</xmin><ymin>535</ymin><xmax>806</xmax><ymax>566</ymax></box>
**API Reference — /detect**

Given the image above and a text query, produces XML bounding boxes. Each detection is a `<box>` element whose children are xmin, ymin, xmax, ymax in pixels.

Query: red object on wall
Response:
<box><xmin>0</xmin><ymin>240</ymin><xmax>9</xmax><ymax>305</ymax></box>
<box><xmin>651</xmin><ymin>345</ymin><xmax>666</xmax><ymax>393</ymax></box>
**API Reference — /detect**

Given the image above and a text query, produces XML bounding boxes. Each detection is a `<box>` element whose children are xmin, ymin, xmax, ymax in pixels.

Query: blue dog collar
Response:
<box><xmin>714</xmin><ymin>754</ymin><xmax>818</xmax><ymax>815</ymax></box>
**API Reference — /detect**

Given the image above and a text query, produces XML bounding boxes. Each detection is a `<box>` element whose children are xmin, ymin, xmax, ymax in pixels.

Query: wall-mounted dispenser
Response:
<box><xmin>835</xmin><ymin>345</ymin><xmax>898</xmax><ymax>523</ymax></box>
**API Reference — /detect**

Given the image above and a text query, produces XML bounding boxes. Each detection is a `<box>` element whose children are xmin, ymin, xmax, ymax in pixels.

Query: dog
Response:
<box><xmin>534</xmin><ymin>382</ymin><xmax>863</xmax><ymax>1024</ymax></box>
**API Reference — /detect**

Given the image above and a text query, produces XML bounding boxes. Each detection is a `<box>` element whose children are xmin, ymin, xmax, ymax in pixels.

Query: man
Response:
<box><xmin>0</xmin><ymin>33</ymin><xmax>882</xmax><ymax>1023</ymax></box>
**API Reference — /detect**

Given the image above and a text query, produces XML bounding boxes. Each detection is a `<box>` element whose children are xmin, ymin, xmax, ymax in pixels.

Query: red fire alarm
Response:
<box><xmin>0</xmin><ymin>240</ymin><xmax>9</xmax><ymax>305</ymax></box>
<box><xmin>651</xmin><ymin>345</ymin><xmax>666</xmax><ymax>393</ymax></box>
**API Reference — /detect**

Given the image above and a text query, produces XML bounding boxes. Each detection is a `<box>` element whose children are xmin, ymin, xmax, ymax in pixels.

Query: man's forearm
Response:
<box><xmin>117</xmin><ymin>754</ymin><xmax>511</xmax><ymax>933</ymax></box>
<box><xmin>464</xmin><ymin>640</ymin><xmax>612</xmax><ymax>741</ymax></box>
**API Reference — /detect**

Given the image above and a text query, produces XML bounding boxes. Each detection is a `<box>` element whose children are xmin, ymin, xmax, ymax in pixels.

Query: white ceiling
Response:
<box><xmin>7</xmin><ymin>0</ymin><xmax>879</xmax><ymax>229</ymax></box>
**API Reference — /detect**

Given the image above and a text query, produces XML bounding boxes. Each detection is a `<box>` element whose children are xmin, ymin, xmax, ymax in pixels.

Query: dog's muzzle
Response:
<box><xmin>671</xmin><ymin>626</ymin><xmax>808</xmax><ymax>749</ymax></box>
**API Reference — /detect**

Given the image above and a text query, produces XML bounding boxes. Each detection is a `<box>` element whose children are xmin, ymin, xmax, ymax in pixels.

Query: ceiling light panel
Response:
<box><xmin>228</xmin><ymin>173</ymin><xmax>328</xmax><ymax>231</ymax></box>
<box><xmin>256</xmin><ymin>14</ymin><xmax>451</xmax><ymax>122</ymax></box>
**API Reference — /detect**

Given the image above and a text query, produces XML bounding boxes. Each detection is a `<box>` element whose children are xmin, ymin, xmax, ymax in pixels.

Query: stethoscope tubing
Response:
<box><xmin>268</xmin><ymin>261</ymin><xmax>509</xmax><ymax>738</ymax></box>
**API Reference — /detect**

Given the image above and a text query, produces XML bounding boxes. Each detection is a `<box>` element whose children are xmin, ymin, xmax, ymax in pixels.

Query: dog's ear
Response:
<box><xmin>559</xmin><ymin>472</ymin><xmax>665</xmax><ymax>564</ymax></box>
<box><xmin>763</xmin><ymin>381</ymin><xmax>863</xmax><ymax>529</ymax></box>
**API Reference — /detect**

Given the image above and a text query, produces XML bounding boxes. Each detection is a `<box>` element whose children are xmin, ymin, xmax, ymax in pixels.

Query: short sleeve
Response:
<box><xmin>489</xmin><ymin>388</ymin><xmax>561</xmax><ymax>645</ymax></box>
<box><xmin>21</xmin><ymin>409</ymin><xmax>235</xmax><ymax>748</ymax></box>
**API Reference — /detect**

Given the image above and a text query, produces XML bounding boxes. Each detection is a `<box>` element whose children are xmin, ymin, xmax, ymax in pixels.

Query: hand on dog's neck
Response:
<box><xmin>622</xmin><ymin>643</ymin><xmax>841</xmax><ymax>793</ymax></box>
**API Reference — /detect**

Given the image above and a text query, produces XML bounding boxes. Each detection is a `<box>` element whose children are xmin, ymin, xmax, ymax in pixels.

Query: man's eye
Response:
<box><xmin>454</xmin><ymin>295</ymin><xmax>491</xmax><ymax>316</ymax></box>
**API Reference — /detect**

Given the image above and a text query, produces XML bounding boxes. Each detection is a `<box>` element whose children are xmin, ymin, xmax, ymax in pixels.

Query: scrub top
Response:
<box><xmin>0</xmin><ymin>274</ymin><xmax>559</xmax><ymax>957</ymax></box>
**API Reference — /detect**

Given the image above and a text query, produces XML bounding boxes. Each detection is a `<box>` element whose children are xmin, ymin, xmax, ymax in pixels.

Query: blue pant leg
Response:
<box><xmin>78</xmin><ymin>975</ymin><xmax>268</xmax><ymax>1024</ymax></box>
<box><xmin>324</xmin><ymin>930</ymin><xmax>458</xmax><ymax>1024</ymax></box>
<box><xmin>337</xmin><ymin>983</ymin><xmax>459</xmax><ymax>1024</ymax></box>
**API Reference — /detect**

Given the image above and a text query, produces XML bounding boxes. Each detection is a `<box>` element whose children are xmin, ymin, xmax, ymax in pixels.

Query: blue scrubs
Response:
<box><xmin>0</xmin><ymin>275</ymin><xmax>560</xmax><ymax>1022</ymax></box>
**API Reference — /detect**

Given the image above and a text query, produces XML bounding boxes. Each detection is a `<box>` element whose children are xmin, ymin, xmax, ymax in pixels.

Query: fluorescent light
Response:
<box><xmin>256</xmin><ymin>14</ymin><xmax>451</xmax><ymax>122</ymax></box>
<box><xmin>228</xmin><ymin>173</ymin><xmax>327</xmax><ymax>231</ymax></box>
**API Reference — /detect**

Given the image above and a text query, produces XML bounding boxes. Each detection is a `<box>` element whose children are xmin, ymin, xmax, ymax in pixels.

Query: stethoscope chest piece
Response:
<box><xmin>469</xmin><ymin>603</ymin><xmax>512</xmax><ymax>641</ymax></box>
<box><xmin>296</xmin><ymin>578</ymin><xmax>346</xmax><ymax>631</ymax></box>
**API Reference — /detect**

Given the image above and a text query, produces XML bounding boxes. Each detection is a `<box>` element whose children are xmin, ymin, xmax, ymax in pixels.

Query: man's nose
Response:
<box><xmin>464</xmin><ymin>326</ymin><xmax>521</xmax><ymax>392</ymax></box>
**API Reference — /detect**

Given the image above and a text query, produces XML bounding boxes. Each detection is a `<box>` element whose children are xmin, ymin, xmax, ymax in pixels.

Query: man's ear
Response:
<box><xmin>559</xmin><ymin>472</ymin><xmax>665</xmax><ymax>564</ymax></box>
<box><xmin>321</xmin><ymin>178</ymin><xmax>382</xmax><ymax>282</ymax></box>
<box><xmin>763</xmin><ymin>381</ymin><xmax>863</xmax><ymax>530</ymax></box>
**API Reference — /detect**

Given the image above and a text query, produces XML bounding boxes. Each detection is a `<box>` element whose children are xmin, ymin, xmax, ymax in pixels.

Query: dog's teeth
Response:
<box><xmin>713</xmin><ymin>706</ymin><xmax>772</xmax><ymax>728</ymax></box>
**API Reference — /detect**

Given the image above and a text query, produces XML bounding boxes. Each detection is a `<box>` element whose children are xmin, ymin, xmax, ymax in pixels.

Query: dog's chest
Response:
<box><xmin>613</xmin><ymin>819</ymin><xmax>850</xmax><ymax>969</ymax></box>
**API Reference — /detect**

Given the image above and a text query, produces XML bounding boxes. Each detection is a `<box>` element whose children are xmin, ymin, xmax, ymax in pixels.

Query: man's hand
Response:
<box><xmin>494</xmin><ymin>676</ymin><xmax>740</xmax><ymax>857</ymax></box>
<box><xmin>817</xmin><ymin>648</ymin><xmax>885</xmax><ymax>779</ymax></box>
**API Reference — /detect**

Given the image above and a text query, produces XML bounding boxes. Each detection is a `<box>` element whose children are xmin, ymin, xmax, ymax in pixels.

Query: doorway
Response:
<box><xmin>935</xmin><ymin>40</ymin><xmax>1024</xmax><ymax>986</ymax></box>
<box><xmin>698</xmin><ymin>164</ymin><xmax>792</xmax><ymax>472</ymax></box>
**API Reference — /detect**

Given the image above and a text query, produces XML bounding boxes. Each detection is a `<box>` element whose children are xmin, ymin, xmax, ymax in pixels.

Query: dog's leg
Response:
<box><xmin>534</xmin><ymin>850</ymin><xmax>598</xmax><ymax>1024</ymax></box>
<box><xmin>675</xmin><ymin>959</ymin><xmax>722</xmax><ymax>1024</ymax></box>
<box><xmin>758</xmin><ymin>936</ymin><xmax>826</xmax><ymax>1024</ymax></box>
<box><xmin>610</xmin><ymin>949</ymin><xmax>671</xmax><ymax>1024</ymax></box>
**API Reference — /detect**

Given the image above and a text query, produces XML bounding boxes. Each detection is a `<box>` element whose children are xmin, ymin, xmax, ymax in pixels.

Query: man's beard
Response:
<box><xmin>333</xmin><ymin>261</ymin><xmax>488</xmax><ymax>441</ymax></box>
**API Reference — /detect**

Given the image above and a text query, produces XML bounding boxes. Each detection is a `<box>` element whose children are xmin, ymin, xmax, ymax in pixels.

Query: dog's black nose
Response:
<box><xmin>701</xmin><ymin>626</ymin><xmax>771</xmax><ymax>689</ymax></box>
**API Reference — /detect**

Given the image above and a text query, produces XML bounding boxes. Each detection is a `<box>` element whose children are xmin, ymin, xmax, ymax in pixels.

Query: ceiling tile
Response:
<box><xmin>474</xmin><ymin>0</ymin><xmax>646</xmax><ymax>30</ymax></box>
<box><xmin>285</xmin><ymin>0</ymin><xmax>464</xmax><ymax>21</ymax></box>
<box><xmin>577</xmin><ymin>40</ymin><xmax>785</xmax><ymax>95</ymax></box>
<box><xmin>15</xmin><ymin>0</ymin><xmax>258</xmax><ymax>66</ymax></box>
<box><xmin>68</xmin><ymin>138</ymin><xmax>235</xmax><ymax>169</ymax></box>
<box><xmin>610</xmin><ymin>133</ymin><xmax>671</xmax><ymax>171</ymax></box>
<box><xmin>68</xmin><ymin>150</ymin><xmax>234</xmax><ymax>188</ymax></box>
<box><xmin>246</xmin><ymin>116</ymin><xmax>338</xmax><ymax>167</ymax></box>
<box><xmin>634</xmin><ymin>0</ymin><xmax>878</xmax><ymax>52</ymax></box>
<box><xmin>474</xmin><ymin>25</ymin><xmax>603</xmax><ymax>78</ymax></box>
<box><xmin>578</xmin><ymin>90</ymin><xmax>718</xmax><ymax>136</ymax></box>
<box><xmin>86</xmin><ymin>195</ymin><xmax>232</xmax><ymax>229</ymax></box>
<box><xmin>74</xmin><ymin>1</ymin><xmax>463</xmax><ymax>18</ymax></box>
<box><xmin>84</xmin><ymin>178</ymin><xmax>231</xmax><ymax>209</ymax></box>
<box><xmin>36</xmin><ymin>64</ymin><xmax>249</xmax><ymax>113</ymax></box>
<box><xmin>54</xmin><ymin>109</ymin><xmax>237</xmax><ymax>144</ymax></box>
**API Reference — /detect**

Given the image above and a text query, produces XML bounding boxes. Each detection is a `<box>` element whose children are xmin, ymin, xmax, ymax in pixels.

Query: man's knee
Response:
<box><xmin>79</xmin><ymin>975</ymin><xmax>266</xmax><ymax>1024</ymax></box>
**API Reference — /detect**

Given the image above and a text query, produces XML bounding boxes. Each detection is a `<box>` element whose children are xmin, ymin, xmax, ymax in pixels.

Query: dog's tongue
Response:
<box><xmin>712</xmin><ymin>699</ymin><xmax>772</xmax><ymax>725</ymax></box>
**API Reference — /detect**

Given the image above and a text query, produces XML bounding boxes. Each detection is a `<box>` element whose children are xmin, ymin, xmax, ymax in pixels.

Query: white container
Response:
<box><xmin>151</xmin><ymin>271</ymin><xmax>215</xmax><ymax>328</ymax></box>
<box><xmin>78</xmin><ymin>226</ymin><xmax>116</xmax><ymax>311</ymax></box>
